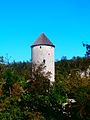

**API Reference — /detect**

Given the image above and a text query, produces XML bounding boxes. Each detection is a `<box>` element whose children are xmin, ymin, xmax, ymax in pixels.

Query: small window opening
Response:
<box><xmin>43</xmin><ymin>59</ymin><xmax>45</xmax><ymax>64</ymax></box>
<box><xmin>48</xmin><ymin>53</ymin><xmax>50</xmax><ymax>55</ymax></box>
<box><xmin>89</xmin><ymin>72</ymin><xmax>90</xmax><ymax>76</ymax></box>
<box><xmin>40</xmin><ymin>46</ymin><xmax>42</xmax><ymax>48</ymax></box>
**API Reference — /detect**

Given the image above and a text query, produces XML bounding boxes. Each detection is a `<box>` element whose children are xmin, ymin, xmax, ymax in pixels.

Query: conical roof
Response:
<box><xmin>31</xmin><ymin>33</ymin><xmax>55</xmax><ymax>47</ymax></box>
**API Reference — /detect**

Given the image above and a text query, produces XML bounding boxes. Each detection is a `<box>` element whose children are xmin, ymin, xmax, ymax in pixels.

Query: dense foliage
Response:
<box><xmin>0</xmin><ymin>56</ymin><xmax>90</xmax><ymax>120</ymax></box>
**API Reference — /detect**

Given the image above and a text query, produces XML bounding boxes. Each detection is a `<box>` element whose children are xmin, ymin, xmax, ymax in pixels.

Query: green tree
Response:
<box><xmin>83</xmin><ymin>43</ymin><xmax>90</xmax><ymax>57</ymax></box>
<box><xmin>3</xmin><ymin>69</ymin><xmax>14</xmax><ymax>97</ymax></box>
<box><xmin>0</xmin><ymin>56</ymin><xmax>4</xmax><ymax>63</ymax></box>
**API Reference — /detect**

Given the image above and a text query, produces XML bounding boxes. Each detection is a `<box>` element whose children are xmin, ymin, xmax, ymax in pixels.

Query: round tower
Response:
<box><xmin>31</xmin><ymin>33</ymin><xmax>55</xmax><ymax>83</ymax></box>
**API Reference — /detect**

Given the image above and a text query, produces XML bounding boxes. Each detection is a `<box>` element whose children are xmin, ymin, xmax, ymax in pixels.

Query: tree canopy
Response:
<box><xmin>0</xmin><ymin>56</ymin><xmax>90</xmax><ymax>119</ymax></box>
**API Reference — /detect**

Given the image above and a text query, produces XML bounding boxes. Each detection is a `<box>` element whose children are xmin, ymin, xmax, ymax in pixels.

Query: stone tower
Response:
<box><xmin>31</xmin><ymin>33</ymin><xmax>55</xmax><ymax>83</ymax></box>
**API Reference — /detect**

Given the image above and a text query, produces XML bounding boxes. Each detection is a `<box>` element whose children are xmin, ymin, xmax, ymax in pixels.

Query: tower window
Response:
<box><xmin>43</xmin><ymin>59</ymin><xmax>45</xmax><ymax>63</ymax></box>
<box><xmin>89</xmin><ymin>72</ymin><xmax>90</xmax><ymax>76</ymax></box>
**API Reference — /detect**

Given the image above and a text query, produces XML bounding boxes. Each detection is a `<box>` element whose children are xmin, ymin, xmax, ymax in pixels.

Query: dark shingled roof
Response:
<box><xmin>31</xmin><ymin>33</ymin><xmax>55</xmax><ymax>47</ymax></box>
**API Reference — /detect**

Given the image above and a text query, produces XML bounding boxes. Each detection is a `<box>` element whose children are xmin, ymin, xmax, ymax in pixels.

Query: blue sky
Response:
<box><xmin>0</xmin><ymin>0</ymin><xmax>90</xmax><ymax>62</ymax></box>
